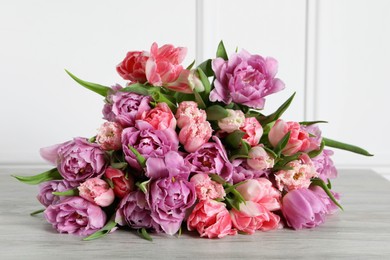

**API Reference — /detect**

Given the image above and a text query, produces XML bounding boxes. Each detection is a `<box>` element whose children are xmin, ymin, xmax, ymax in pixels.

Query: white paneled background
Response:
<box><xmin>0</xmin><ymin>0</ymin><xmax>389</xmax><ymax>177</ymax></box>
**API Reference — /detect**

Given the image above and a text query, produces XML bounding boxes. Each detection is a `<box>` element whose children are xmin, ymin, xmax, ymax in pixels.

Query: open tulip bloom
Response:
<box><xmin>14</xmin><ymin>41</ymin><xmax>372</xmax><ymax>241</ymax></box>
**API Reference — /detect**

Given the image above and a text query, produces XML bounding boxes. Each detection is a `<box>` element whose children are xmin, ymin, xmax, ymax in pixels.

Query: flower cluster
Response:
<box><xmin>15</xmin><ymin>41</ymin><xmax>372</xmax><ymax>240</ymax></box>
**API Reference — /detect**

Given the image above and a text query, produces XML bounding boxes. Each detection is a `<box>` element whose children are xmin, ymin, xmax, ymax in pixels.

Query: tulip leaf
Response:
<box><xmin>273</xmin><ymin>131</ymin><xmax>291</xmax><ymax>156</ymax></box>
<box><xmin>216</xmin><ymin>40</ymin><xmax>228</xmax><ymax>60</ymax></box>
<box><xmin>136</xmin><ymin>180</ymin><xmax>150</xmax><ymax>194</ymax></box>
<box><xmin>121</xmin><ymin>83</ymin><xmax>150</xmax><ymax>96</ymax></box>
<box><xmin>193</xmin><ymin>90</ymin><xmax>207</xmax><ymax>109</ymax></box>
<box><xmin>299</xmin><ymin>120</ymin><xmax>328</xmax><ymax>126</ymax></box>
<box><xmin>197</xmin><ymin>59</ymin><xmax>213</xmax><ymax>77</ymax></box>
<box><xmin>30</xmin><ymin>209</ymin><xmax>45</xmax><ymax>216</ymax></box>
<box><xmin>138</xmin><ymin>228</ymin><xmax>153</xmax><ymax>241</ymax></box>
<box><xmin>52</xmin><ymin>188</ymin><xmax>79</xmax><ymax>196</ymax></box>
<box><xmin>83</xmin><ymin>219</ymin><xmax>117</xmax><ymax>241</ymax></box>
<box><xmin>65</xmin><ymin>70</ymin><xmax>110</xmax><ymax>97</ymax></box>
<box><xmin>151</xmin><ymin>91</ymin><xmax>177</xmax><ymax>112</ymax></box>
<box><xmin>186</xmin><ymin>60</ymin><xmax>196</xmax><ymax>70</ymax></box>
<box><xmin>128</xmin><ymin>146</ymin><xmax>146</xmax><ymax>168</ymax></box>
<box><xmin>197</xmin><ymin>68</ymin><xmax>211</xmax><ymax>96</ymax></box>
<box><xmin>308</xmin><ymin>140</ymin><xmax>325</xmax><ymax>158</ymax></box>
<box><xmin>323</xmin><ymin>137</ymin><xmax>373</xmax><ymax>156</ymax></box>
<box><xmin>206</xmin><ymin>105</ymin><xmax>229</xmax><ymax>120</ymax></box>
<box><xmin>327</xmin><ymin>179</ymin><xmax>332</xmax><ymax>189</ymax></box>
<box><xmin>226</xmin><ymin>130</ymin><xmax>246</xmax><ymax>149</ymax></box>
<box><xmin>12</xmin><ymin>168</ymin><xmax>62</xmax><ymax>185</ymax></box>
<box><xmin>257</xmin><ymin>92</ymin><xmax>296</xmax><ymax>126</ymax></box>
<box><xmin>262</xmin><ymin>146</ymin><xmax>278</xmax><ymax>160</ymax></box>
<box><xmin>311</xmin><ymin>178</ymin><xmax>343</xmax><ymax>210</ymax></box>
<box><xmin>209</xmin><ymin>174</ymin><xmax>226</xmax><ymax>184</ymax></box>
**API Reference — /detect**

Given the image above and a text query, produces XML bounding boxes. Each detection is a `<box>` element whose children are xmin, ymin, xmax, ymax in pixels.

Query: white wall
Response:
<box><xmin>0</xmin><ymin>0</ymin><xmax>388</xmax><ymax>172</ymax></box>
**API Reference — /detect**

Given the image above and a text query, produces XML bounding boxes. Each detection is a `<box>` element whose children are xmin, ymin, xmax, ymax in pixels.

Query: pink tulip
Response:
<box><xmin>247</xmin><ymin>145</ymin><xmax>274</xmax><ymax>170</ymax></box>
<box><xmin>240</xmin><ymin>117</ymin><xmax>263</xmax><ymax>146</ymax></box>
<box><xmin>217</xmin><ymin>109</ymin><xmax>245</xmax><ymax>133</ymax></box>
<box><xmin>145</xmin><ymin>42</ymin><xmax>187</xmax><ymax>86</ymax></box>
<box><xmin>104</xmin><ymin>167</ymin><xmax>134</xmax><ymax>198</ymax></box>
<box><xmin>179</xmin><ymin>121</ymin><xmax>212</xmax><ymax>153</ymax></box>
<box><xmin>187</xmin><ymin>199</ymin><xmax>237</xmax><ymax>238</ymax></box>
<box><xmin>268</xmin><ymin>119</ymin><xmax>311</xmax><ymax>156</ymax></box>
<box><xmin>78</xmin><ymin>178</ymin><xmax>115</xmax><ymax>207</ymax></box>
<box><xmin>230</xmin><ymin>201</ymin><xmax>280</xmax><ymax>234</ymax></box>
<box><xmin>138</xmin><ymin>102</ymin><xmax>176</xmax><ymax>130</ymax></box>
<box><xmin>116</xmin><ymin>51</ymin><xmax>148</xmax><ymax>83</ymax></box>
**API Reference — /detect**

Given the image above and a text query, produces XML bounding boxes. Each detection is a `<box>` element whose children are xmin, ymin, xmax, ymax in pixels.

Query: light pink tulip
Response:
<box><xmin>96</xmin><ymin>121</ymin><xmax>123</xmax><ymax>151</ymax></box>
<box><xmin>230</xmin><ymin>201</ymin><xmax>280</xmax><ymax>234</ymax></box>
<box><xmin>175</xmin><ymin>101</ymin><xmax>207</xmax><ymax>129</ymax></box>
<box><xmin>236</xmin><ymin>178</ymin><xmax>281</xmax><ymax>211</ymax></box>
<box><xmin>187</xmin><ymin>199</ymin><xmax>237</xmax><ymax>238</ymax></box>
<box><xmin>247</xmin><ymin>145</ymin><xmax>274</xmax><ymax>170</ymax></box>
<box><xmin>166</xmin><ymin>69</ymin><xmax>204</xmax><ymax>93</ymax></box>
<box><xmin>190</xmin><ymin>173</ymin><xmax>226</xmax><ymax>200</ymax></box>
<box><xmin>268</xmin><ymin>119</ymin><xmax>311</xmax><ymax>156</ymax></box>
<box><xmin>138</xmin><ymin>102</ymin><xmax>176</xmax><ymax>130</ymax></box>
<box><xmin>145</xmin><ymin>42</ymin><xmax>187</xmax><ymax>86</ymax></box>
<box><xmin>78</xmin><ymin>178</ymin><xmax>115</xmax><ymax>207</ymax></box>
<box><xmin>179</xmin><ymin>121</ymin><xmax>212</xmax><ymax>153</ymax></box>
<box><xmin>240</xmin><ymin>117</ymin><xmax>263</xmax><ymax>146</ymax></box>
<box><xmin>217</xmin><ymin>109</ymin><xmax>245</xmax><ymax>133</ymax></box>
<box><xmin>275</xmin><ymin>154</ymin><xmax>318</xmax><ymax>191</ymax></box>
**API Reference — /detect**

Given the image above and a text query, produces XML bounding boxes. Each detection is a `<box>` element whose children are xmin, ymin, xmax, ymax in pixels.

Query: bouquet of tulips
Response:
<box><xmin>14</xmin><ymin>41</ymin><xmax>372</xmax><ymax>240</ymax></box>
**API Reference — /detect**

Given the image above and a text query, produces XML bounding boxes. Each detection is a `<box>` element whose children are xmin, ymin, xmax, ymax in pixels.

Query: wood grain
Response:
<box><xmin>0</xmin><ymin>168</ymin><xmax>389</xmax><ymax>259</ymax></box>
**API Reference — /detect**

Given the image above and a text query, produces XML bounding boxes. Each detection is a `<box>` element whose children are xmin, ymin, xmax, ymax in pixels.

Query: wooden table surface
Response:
<box><xmin>0</xmin><ymin>168</ymin><xmax>389</xmax><ymax>259</ymax></box>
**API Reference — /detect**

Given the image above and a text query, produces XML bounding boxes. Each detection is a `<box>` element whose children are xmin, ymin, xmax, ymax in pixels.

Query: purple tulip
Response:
<box><xmin>122</xmin><ymin>121</ymin><xmax>179</xmax><ymax>171</ymax></box>
<box><xmin>145</xmin><ymin>151</ymin><xmax>190</xmax><ymax>179</ymax></box>
<box><xmin>115</xmin><ymin>191</ymin><xmax>160</xmax><ymax>231</ymax></box>
<box><xmin>185</xmin><ymin>136</ymin><xmax>233</xmax><ymax>182</ymax></box>
<box><xmin>232</xmin><ymin>158</ymin><xmax>269</xmax><ymax>184</ymax></box>
<box><xmin>310</xmin><ymin>186</ymin><xmax>340</xmax><ymax>214</ymax></box>
<box><xmin>210</xmin><ymin>50</ymin><xmax>285</xmax><ymax>109</ymax></box>
<box><xmin>40</xmin><ymin>137</ymin><xmax>107</xmax><ymax>183</ymax></box>
<box><xmin>148</xmin><ymin>177</ymin><xmax>196</xmax><ymax>235</ymax></box>
<box><xmin>103</xmin><ymin>85</ymin><xmax>152</xmax><ymax>128</ymax></box>
<box><xmin>281</xmin><ymin>188</ymin><xmax>327</xmax><ymax>230</ymax></box>
<box><xmin>44</xmin><ymin>196</ymin><xmax>106</xmax><ymax>236</ymax></box>
<box><xmin>312</xmin><ymin>149</ymin><xmax>338</xmax><ymax>181</ymax></box>
<box><xmin>37</xmin><ymin>180</ymin><xmax>78</xmax><ymax>207</ymax></box>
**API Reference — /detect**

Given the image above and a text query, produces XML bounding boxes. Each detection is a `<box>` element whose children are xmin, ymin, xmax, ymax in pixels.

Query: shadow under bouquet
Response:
<box><xmin>14</xmin><ymin>41</ymin><xmax>372</xmax><ymax>240</ymax></box>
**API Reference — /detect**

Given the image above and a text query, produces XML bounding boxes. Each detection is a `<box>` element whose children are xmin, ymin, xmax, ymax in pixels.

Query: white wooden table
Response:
<box><xmin>1</xmin><ymin>168</ymin><xmax>389</xmax><ymax>259</ymax></box>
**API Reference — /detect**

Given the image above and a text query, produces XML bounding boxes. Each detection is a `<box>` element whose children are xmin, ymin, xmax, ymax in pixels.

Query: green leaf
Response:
<box><xmin>275</xmin><ymin>153</ymin><xmax>302</xmax><ymax>168</ymax></box>
<box><xmin>88</xmin><ymin>136</ymin><xmax>96</xmax><ymax>143</ymax></box>
<box><xmin>193</xmin><ymin>90</ymin><xmax>206</xmax><ymax>109</ymax></box>
<box><xmin>256</xmin><ymin>92</ymin><xmax>296</xmax><ymax>126</ymax></box>
<box><xmin>299</xmin><ymin>120</ymin><xmax>328</xmax><ymax>126</ymax></box>
<box><xmin>197</xmin><ymin>68</ymin><xmax>211</xmax><ymax>96</ymax></box>
<box><xmin>323</xmin><ymin>137</ymin><xmax>373</xmax><ymax>156</ymax></box>
<box><xmin>197</xmin><ymin>59</ymin><xmax>213</xmax><ymax>77</ymax></box>
<box><xmin>206</xmin><ymin>105</ymin><xmax>229</xmax><ymax>120</ymax></box>
<box><xmin>308</xmin><ymin>140</ymin><xmax>325</xmax><ymax>158</ymax></box>
<box><xmin>128</xmin><ymin>146</ymin><xmax>147</xmax><ymax>168</ymax></box>
<box><xmin>311</xmin><ymin>178</ymin><xmax>343</xmax><ymax>210</ymax></box>
<box><xmin>12</xmin><ymin>168</ymin><xmax>62</xmax><ymax>185</ymax></box>
<box><xmin>65</xmin><ymin>70</ymin><xmax>110</xmax><ymax>97</ymax></box>
<box><xmin>262</xmin><ymin>146</ymin><xmax>278</xmax><ymax>159</ymax></box>
<box><xmin>273</xmin><ymin>131</ymin><xmax>291</xmax><ymax>156</ymax></box>
<box><xmin>30</xmin><ymin>209</ymin><xmax>45</xmax><ymax>216</ymax></box>
<box><xmin>138</xmin><ymin>228</ymin><xmax>153</xmax><ymax>241</ymax></box>
<box><xmin>327</xmin><ymin>179</ymin><xmax>332</xmax><ymax>189</ymax></box>
<box><xmin>52</xmin><ymin>188</ymin><xmax>79</xmax><ymax>196</ymax></box>
<box><xmin>136</xmin><ymin>179</ymin><xmax>150</xmax><ymax>194</ymax></box>
<box><xmin>174</xmin><ymin>92</ymin><xmax>196</xmax><ymax>103</ymax></box>
<box><xmin>83</xmin><ymin>219</ymin><xmax>117</xmax><ymax>241</ymax></box>
<box><xmin>110</xmin><ymin>162</ymin><xmax>128</xmax><ymax>170</ymax></box>
<box><xmin>209</xmin><ymin>174</ymin><xmax>226</xmax><ymax>184</ymax></box>
<box><xmin>216</xmin><ymin>40</ymin><xmax>228</xmax><ymax>60</ymax></box>
<box><xmin>151</xmin><ymin>91</ymin><xmax>177</xmax><ymax>112</ymax></box>
<box><xmin>186</xmin><ymin>60</ymin><xmax>196</xmax><ymax>70</ymax></box>
<box><xmin>225</xmin><ymin>130</ymin><xmax>246</xmax><ymax>149</ymax></box>
<box><xmin>120</xmin><ymin>83</ymin><xmax>150</xmax><ymax>96</ymax></box>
